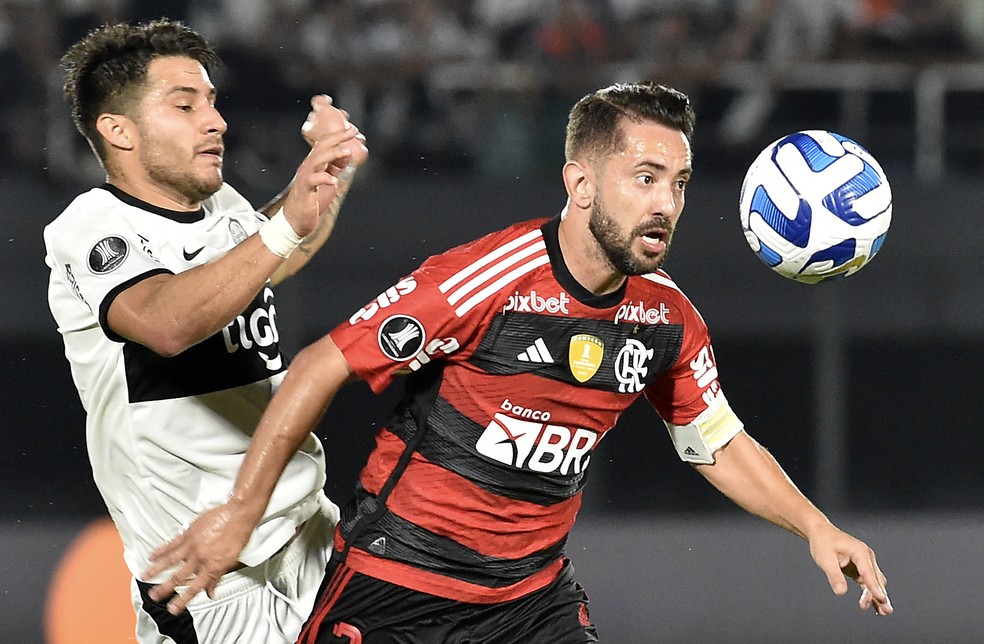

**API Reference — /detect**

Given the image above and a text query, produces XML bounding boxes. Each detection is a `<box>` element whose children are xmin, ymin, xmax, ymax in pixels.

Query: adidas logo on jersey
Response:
<box><xmin>517</xmin><ymin>338</ymin><xmax>554</xmax><ymax>363</ymax></box>
<box><xmin>683</xmin><ymin>446</ymin><xmax>700</xmax><ymax>457</ymax></box>
<box><xmin>368</xmin><ymin>537</ymin><xmax>386</xmax><ymax>555</ymax></box>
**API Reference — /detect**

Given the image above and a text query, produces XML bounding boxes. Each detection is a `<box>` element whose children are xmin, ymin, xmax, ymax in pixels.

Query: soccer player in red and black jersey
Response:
<box><xmin>145</xmin><ymin>81</ymin><xmax>893</xmax><ymax>642</ymax></box>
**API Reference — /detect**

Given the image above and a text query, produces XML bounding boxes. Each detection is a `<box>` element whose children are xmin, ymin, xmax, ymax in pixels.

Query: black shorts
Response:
<box><xmin>296</xmin><ymin>557</ymin><xmax>599</xmax><ymax>644</ymax></box>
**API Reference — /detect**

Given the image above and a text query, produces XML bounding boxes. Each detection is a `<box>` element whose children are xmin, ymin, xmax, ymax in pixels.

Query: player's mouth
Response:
<box><xmin>639</xmin><ymin>228</ymin><xmax>669</xmax><ymax>254</ymax></box>
<box><xmin>196</xmin><ymin>144</ymin><xmax>225</xmax><ymax>163</ymax></box>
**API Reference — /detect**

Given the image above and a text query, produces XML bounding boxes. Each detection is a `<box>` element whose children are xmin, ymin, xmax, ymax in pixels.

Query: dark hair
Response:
<box><xmin>61</xmin><ymin>19</ymin><xmax>222</xmax><ymax>163</ymax></box>
<box><xmin>564</xmin><ymin>81</ymin><xmax>696</xmax><ymax>163</ymax></box>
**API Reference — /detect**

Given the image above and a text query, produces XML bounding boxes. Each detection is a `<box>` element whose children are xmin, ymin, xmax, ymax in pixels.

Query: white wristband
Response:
<box><xmin>258</xmin><ymin>209</ymin><xmax>303</xmax><ymax>259</ymax></box>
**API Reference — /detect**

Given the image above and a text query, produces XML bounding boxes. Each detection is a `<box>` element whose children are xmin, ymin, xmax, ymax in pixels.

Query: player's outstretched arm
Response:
<box><xmin>694</xmin><ymin>430</ymin><xmax>893</xmax><ymax>616</ymax></box>
<box><xmin>267</xmin><ymin>95</ymin><xmax>370</xmax><ymax>285</ymax></box>
<box><xmin>141</xmin><ymin>335</ymin><xmax>356</xmax><ymax>614</ymax></box>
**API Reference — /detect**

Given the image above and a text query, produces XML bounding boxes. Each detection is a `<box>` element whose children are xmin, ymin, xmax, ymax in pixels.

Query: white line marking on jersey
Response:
<box><xmin>439</xmin><ymin>229</ymin><xmax>543</xmax><ymax>295</ymax></box>
<box><xmin>454</xmin><ymin>254</ymin><xmax>550</xmax><ymax>317</ymax></box>
<box><xmin>446</xmin><ymin>241</ymin><xmax>546</xmax><ymax>306</ymax></box>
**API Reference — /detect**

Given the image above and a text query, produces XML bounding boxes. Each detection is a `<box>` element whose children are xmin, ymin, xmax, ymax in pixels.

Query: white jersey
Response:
<box><xmin>44</xmin><ymin>183</ymin><xmax>327</xmax><ymax>579</ymax></box>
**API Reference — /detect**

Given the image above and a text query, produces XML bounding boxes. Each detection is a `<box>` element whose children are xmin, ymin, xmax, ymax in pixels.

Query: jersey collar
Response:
<box><xmin>541</xmin><ymin>215</ymin><xmax>627</xmax><ymax>309</ymax></box>
<box><xmin>101</xmin><ymin>183</ymin><xmax>206</xmax><ymax>223</ymax></box>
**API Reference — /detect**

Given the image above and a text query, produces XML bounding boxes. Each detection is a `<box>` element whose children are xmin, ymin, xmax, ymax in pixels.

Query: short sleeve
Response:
<box><xmin>643</xmin><ymin>296</ymin><xmax>725</xmax><ymax>426</ymax></box>
<box><xmin>330</xmin><ymin>266</ymin><xmax>469</xmax><ymax>394</ymax></box>
<box><xmin>44</xmin><ymin>195</ymin><xmax>172</xmax><ymax>338</ymax></box>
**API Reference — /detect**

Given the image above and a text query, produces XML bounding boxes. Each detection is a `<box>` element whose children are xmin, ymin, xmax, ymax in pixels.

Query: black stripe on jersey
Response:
<box><xmin>102</xmin><ymin>183</ymin><xmax>206</xmax><ymax>223</ymax></box>
<box><xmin>339</xmin><ymin>484</ymin><xmax>568</xmax><ymax>588</ymax></box>
<box><xmin>389</xmin><ymin>396</ymin><xmax>589</xmax><ymax>506</ymax></box>
<box><xmin>122</xmin><ymin>288</ymin><xmax>287</xmax><ymax>402</ymax></box>
<box><xmin>99</xmin><ymin>268</ymin><xmax>173</xmax><ymax>343</ymax></box>
<box><xmin>469</xmin><ymin>312</ymin><xmax>683</xmax><ymax>392</ymax></box>
<box><xmin>123</xmin><ymin>335</ymin><xmax>284</xmax><ymax>402</ymax></box>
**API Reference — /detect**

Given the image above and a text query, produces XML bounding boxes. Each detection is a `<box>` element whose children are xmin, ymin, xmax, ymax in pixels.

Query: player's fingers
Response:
<box><xmin>146</xmin><ymin>532</ymin><xmax>186</xmax><ymax>561</ymax></box>
<box><xmin>847</xmin><ymin>548</ymin><xmax>892</xmax><ymax>615</ymax></box>
<box><xmin>852</xmin><ymin>550</ymin><xmax>888</xmax><ymax>599</ymax></box>
<box><xmin>147</xmin><ymin>556</ymin><xmax>199</xmax><ymax>602</ymax></box>
<box><xmin>814</xmin><ymin>550</ymin><xmax>849</xmax><ymax>595</ymax></box>
<box><xmin>860</xmin><ymin>585</ymin><xmax>894</xmax><ymax>615</ymax></box>
<box><xmin>312</xmin><ymin>125</ymin><xmax>359</xmax><ymax>151</ymax></box>
<box><xmin>859</xmin><ymin>586</ymin><xmax>872</xmax><ymax>610</ymax></box>
<box><xmin>310</xmin><ymin>93</ymin><xmax>333</xmax><ymax>108</ymax></box>
<box><xmin>142</xmin><ymin>537</ymin><xmax>190</xmax><ymax>581</ymax></box>
<box><xmin>168</xmin><ymin>567</ymin><xmax>224</xmax><ymax>616</ymax></box>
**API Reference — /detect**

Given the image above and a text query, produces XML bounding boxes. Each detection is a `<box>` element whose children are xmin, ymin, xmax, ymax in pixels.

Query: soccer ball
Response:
<box><xmin>738</xmin><ymin>130</ymin><xmax>892</xmax><ymax>284</ymax></box>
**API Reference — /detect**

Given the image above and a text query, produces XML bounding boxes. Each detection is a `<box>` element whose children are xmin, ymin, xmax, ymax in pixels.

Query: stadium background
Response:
<box><xmin>2</xmin><ymin>1</ymin><xmax>982</xmax><ymax>641</ymax></box>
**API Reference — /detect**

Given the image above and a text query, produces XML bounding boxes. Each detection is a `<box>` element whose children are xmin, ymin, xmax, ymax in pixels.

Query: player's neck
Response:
<box><xmin>557</xmin><ymin>216</ymin><xmax>626</xmax><ymax>296</ymax></box>
<box><xmin>106</xmin><ymin>175</ymin><xmax>201</xmax><ymax>213</ymax></box>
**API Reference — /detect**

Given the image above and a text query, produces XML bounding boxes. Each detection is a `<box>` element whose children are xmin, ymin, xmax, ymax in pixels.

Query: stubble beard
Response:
<box><xmin>140</xmin><ymin>138</ymin><xmax>222</xmax><ymax>205</ymax></box>
<box><xmin>588</xmin><ymin>196</ymin><xmax>672</xmax><ymax>277</ymax></box>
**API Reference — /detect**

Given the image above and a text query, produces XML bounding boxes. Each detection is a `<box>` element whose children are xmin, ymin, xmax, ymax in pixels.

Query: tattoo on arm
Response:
<box><xmin>296</xmin><ymin>166</ymin><xmax>356</xmax><ymax>257</ymax></box>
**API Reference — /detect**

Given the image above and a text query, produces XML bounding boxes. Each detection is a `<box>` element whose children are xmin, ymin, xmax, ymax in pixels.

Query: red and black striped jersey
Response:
<box><xmin>329</xmin><ymin>215</ymin><xmax>739</xmax><ymax>602</ymax></box>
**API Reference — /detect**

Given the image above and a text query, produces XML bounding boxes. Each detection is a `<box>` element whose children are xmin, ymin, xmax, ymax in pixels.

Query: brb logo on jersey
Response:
<box><xmin>476</xmin><ymin>407</ymin><xmax>598</xmax><ymax>475</ymax></box>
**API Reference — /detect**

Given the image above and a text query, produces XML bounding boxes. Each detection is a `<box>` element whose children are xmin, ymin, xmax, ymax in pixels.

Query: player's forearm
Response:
<box><xmin>108</xmin><ymin>233</ymin><xmax>285</xmax><ymax>356</ymax></box>
<box><xmin>696</xmin><ymin>431</ymin><xmax>833</xmax><ymax>540</ymax></box>
<box><xmin>228</xmin><ymin>338</ymin><xmax>351</xmax><ymax>516</ymax></box>
<box><xmin>271</xmin><ymin>165</ymin><xmax>357</xmax><ymax>285</ymax></box>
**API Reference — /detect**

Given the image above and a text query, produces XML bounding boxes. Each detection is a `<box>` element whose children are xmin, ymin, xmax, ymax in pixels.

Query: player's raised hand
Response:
<box><xmin>808</xmin><ymin>525</ymin><xmax>893</xmax><ymax>616</ymax></box>
<box><xmin>141</xmin><ymin>501</ymin><xmax>257</xmax><ymax>615</ymax></box>
<box><xmin>300</xmin><ymin>94</ymin><xmax>368</xmax><ymax>166</ymax></box>
<box><xmin>282</xmin><ymin>125</ymin><xmax>360</xmax><ymax>238</ymax></box>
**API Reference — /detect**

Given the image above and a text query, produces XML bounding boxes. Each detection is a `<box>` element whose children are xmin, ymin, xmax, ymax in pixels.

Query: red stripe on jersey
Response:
<box><xmin>343</xmin><ymin>545</ymin><xmax>565</xmax><ymax>604</ymax></box>
<box><xmin>359</xmin><ymin>428</ymin><xmax>402</xmax><ymax>493</ymax></box>
<box><xmin>300</xmin><ymin>563</ymin><xmax>355</xmax><ymax>644</ymax></box>
<box><xmin>359</xmin><ymin>428</ymin><xmax>581</xmax><ymax>558</ymax></box>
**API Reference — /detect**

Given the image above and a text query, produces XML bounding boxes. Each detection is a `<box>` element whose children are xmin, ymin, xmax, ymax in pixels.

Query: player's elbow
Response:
<box><xmin>289</xmin><ymin>336</ymin><xmax>355</xmax><ymax>390</ymax></box>
<box><xmin>140</xmin><ymin>326</ymin><xmax>200</xmax><ymax>357</ymax></box>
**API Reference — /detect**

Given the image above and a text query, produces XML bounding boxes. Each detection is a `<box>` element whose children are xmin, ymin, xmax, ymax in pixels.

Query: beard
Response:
<box><xmin>139</xmin><ymin>134</ymin><xmax>223</xmax><ymax>204</ymax></box>
<box><xmin>588</xmin><ymin>196</ymin><xmax>673</xmax><ymax>276</ymax></box>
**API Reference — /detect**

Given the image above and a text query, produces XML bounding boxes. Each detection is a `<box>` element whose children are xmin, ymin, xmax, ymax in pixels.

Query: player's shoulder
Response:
<box><xmin>423</xmin><ymin>218</ymin><xmax>549</xmax><ymax>269</ymax></box>
<box><xmin>412</xmin><ymin>218</ymin><xmax>550</xmax><ymax>314</ymax></box>
<box><xmin>202</xmin><ymin>183</ymin><xmax>256</xmax><ymax>217</ymax></box>
<box><xmin>632</xmin><ymin>269</ymin><xmax>706</xmax><ymax>323</ymax></box>
<box><xmin>635</xmin><ymin>269</ymin><xmax>685</xmax><ymax>296</ymax></box>
<box><xmin>44</xmin><ymin>186</ymin><xmax>128</xmax><ymax>238</ymax></box>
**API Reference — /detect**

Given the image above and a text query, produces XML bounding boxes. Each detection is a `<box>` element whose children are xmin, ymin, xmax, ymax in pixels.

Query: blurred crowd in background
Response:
<box><xmin>2</xmin><ymin>0</ymin><xmax>982</xmax><ymax>187</ymax></box>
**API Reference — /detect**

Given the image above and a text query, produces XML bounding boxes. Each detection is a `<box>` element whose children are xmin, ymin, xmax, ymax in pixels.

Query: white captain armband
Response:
<box><xmin>664</xmin><ymin>394</ymin><xmax>744</xmax><ymax>465</ymax></box>
<box><xmin>258</xmin><ymin>208</ymin><xmax>303</xmax><ymax>259</ymax></box>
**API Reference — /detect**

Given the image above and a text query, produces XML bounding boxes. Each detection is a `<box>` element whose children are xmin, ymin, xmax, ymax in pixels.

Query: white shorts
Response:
<box><xmin>132</xmin><ymin>493</ymin><xmax>339</xmax><ymax>643</ymax></box>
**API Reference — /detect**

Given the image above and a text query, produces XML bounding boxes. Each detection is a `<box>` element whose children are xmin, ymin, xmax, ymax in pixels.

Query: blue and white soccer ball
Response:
<box><xmin>738</xmin><ymin>130</ymin><xmax>892</xmax><ymax>284</ymax></box>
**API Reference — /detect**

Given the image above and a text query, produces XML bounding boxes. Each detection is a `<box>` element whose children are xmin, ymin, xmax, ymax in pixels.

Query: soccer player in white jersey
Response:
<box><xmin>43</xmin><ymin>19</ymin><xmax>367</xmax><ymax>643</ymax></box>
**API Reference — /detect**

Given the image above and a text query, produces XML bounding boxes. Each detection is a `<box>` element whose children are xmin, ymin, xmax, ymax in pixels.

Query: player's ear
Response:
<box><xmin>562</xmin><ymin>160</ymin><xmax>594</xmax><ymax>209</ymax></box>
<box><xmin>96</xmin><ymin>113</ymin><xmax>136</xmax><ymax>151</ymax></box>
